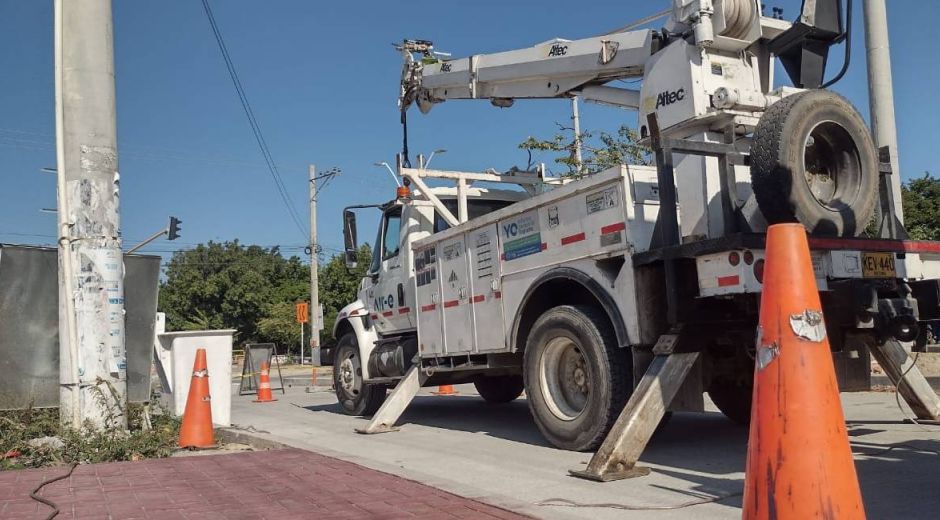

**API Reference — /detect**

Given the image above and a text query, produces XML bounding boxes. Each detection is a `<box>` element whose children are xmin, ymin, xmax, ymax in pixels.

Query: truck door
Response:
<box><xmin>439</xmin><ymin>235</ymin><xmax>474</xmax><ymax>353</ymax></box>
<box><xmin>367</xmin><ymin>206</ymin><xmax>413</xmax><ymax>334</ymax></box>
<box><xmin>467</xmin><ymin>224</ymin><xmax>506</xmax><ymax>351</ymax></box>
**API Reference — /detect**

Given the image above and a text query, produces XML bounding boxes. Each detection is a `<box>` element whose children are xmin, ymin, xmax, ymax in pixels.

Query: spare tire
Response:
<box><xmin>750</xmin><ymin>90</ymin><xmax>878</xmax><ymax>236</ymax></box>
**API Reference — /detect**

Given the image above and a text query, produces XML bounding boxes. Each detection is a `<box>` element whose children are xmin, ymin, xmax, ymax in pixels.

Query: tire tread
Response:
<box><xmin>751</xmin><ymin>89</ymin><xmax>878</xmax><ymax>236</ymax></box>
<box><xmin>524</xmin><ymin>304</ymin><xmax>630</xmax><ymax>451</ymax></box>
<box><xmin>333</xmin><ymin>333</ymin><xmax>387</xmax><ymax>416</ymax></box>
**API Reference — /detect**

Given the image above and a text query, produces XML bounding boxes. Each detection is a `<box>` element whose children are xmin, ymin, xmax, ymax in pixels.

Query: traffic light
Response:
<box><xmin>168</xmin><ymin>216</ymin><xmax>182</xmax><ymax>241</ymax></box>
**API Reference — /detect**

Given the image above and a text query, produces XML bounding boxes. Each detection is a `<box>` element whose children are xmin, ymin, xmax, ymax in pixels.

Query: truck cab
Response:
<box><xmin>331</xmin><ymin>184</ymin><xmax>526</xmax><ymax>415</ymax></box>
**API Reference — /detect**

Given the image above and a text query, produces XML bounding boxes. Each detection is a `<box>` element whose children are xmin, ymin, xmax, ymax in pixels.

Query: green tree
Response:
<box><xmin>519</xmin><ymin>123</ymin><xmax>651</xmax><ymax>176</ymax></box>
<box><xmin>257</xmin><ymin>301</ymin><xmax>303</xmax><ymax>351</ymax></box>
<box><xmin>902</xmin><ymin>172</ymin><xmax>940</xmax><ymax>240</ymax></box>
<box><xmin>159</xmin><ymin>241</ymin><xmax>372</xmax><ymax>354</ymax></box>
<box><xmin>159</xmin><ymin>241</ymin><xmax>309</xmax><ymax>349</ymax></box>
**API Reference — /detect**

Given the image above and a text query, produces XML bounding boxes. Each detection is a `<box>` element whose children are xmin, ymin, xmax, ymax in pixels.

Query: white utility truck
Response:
<box><xmin>332</xmin><ymin>0</ymin><xmax>940</xmax><ymax>480</ymax></box>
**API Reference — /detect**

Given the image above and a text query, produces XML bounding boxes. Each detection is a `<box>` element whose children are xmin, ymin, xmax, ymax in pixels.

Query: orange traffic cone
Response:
<box><xmin>253</xmin><ymin>361</ymin><xmax>277</xmax><ymax>403</ymax></box>
<box><xmin>742</xmin><ymin>224</ymin><xmax>865</xmax><ymax>519</ymax></box>
<box><xmin>179</xmin><ymin>349</ymin><xmax>215</xmax><ymax>449</ymax></box>
<box><xmin>432</xmin><ymin>384</ymin><xmax>458</xmax><ymax>395</ymax></box>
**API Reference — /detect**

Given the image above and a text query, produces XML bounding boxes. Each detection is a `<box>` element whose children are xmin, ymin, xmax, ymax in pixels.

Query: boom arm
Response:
<box><xmin>399</xmin><ymin>29</ymin><xmax>656</xmax><ymax>114</ymax></box>
<box><xmin>398</xmin><ymin>1</ymin><xmax>805</xmax><ymax>118</ymax></box>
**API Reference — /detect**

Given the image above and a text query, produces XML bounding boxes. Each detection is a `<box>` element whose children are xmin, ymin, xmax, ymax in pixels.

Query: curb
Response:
<box><xmin>216</xmin><ymin>428</ymin><xmax>290</xmax><ymax>451</ymax></box>
<box><xmin>283</xmin><ymin>376</ymin><xmax>334</xmax><ymax>388</ymax></box>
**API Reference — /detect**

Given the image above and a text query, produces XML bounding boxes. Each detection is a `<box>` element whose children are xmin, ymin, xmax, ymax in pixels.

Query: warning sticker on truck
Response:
<box><xmin>501</xmin><ymin>211</ymin><xmax>542</xmax><ymax>261</ymax></box>
<box><xmin>475</xmin><ymin>231</ymin><xmax>494</xmax><ymax>278</ymax></box>
<box><xmin>586</xmin><ymin>186</ymin><xmax>619</xmax><ymax>214</ymax></box>
<box><xmin>442</xmin><ymin>241</ymin><xmax>462</xmax><ymax>261</ymax></box>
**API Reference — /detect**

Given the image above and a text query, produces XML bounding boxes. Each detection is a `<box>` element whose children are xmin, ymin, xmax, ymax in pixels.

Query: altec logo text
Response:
<box><xmin>548</xmin><ymin>44</ymin><xmax>568</xmax><ymax>57</ymax></box>
<box><xmin>655</xmin><ymin>88</ymin><xmax>685</xmax><ymax>109</ymax></box>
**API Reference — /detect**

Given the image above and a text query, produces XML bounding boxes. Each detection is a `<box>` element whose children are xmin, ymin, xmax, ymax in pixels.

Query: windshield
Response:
<box><xmin>434</xmin><ymin>198</ymin><xmax>516</xmax><ymax>233</ymax></box>
<box><xmin>369</xmin><ymin>207</ymin><xmax>402</xmax><ymax>274</ymax></box>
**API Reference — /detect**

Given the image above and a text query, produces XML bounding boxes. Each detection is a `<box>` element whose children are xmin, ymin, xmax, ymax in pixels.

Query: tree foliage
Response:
<box><xmin>159</xmin><ymin>241</ymin><xmax>372</xmax><ymax>353</ymax></box>
<box><xmin>901</xmin><ymin>172</ymin><xmax>940</xmax><ymax>241</ymax></box>
<box><xmin>519</xmin><ymin>123</ymin><xmax>651</xmax><ymax>176</ymax></box>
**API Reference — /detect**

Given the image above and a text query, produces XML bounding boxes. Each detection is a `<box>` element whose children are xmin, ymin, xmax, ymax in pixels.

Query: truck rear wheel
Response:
<box><xmin>474</xmin><ymin>375</ymin><xmax>525</xmax><ymax>403</ymax></box>
<box><xmin>334</xmin><ymin>333</ymin><xmax>387</xmax><ymax>416</ymax></box>
<box><xmin>706</xmin><ymin>377</ymin><xmax>753</xmax><ymax>425</ymax></box>
<box><xmin>751</xmin><ymin>90</ymin><xmax>878</xmax><ymax>237</ymax></box>
<box><xmin>523</xmin><ymin>305</ymin><xmax>630</xmax><ymax>451</ymax></box>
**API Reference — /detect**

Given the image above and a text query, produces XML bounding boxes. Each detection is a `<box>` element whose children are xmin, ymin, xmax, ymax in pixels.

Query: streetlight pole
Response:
<box><xmin>374</xmin><ymin>162</ymin><xmax>402</xmax><ymax>186</ymax></box>
<box><xmin>424</xmin><ymin>149</ymin><xmax>447</xmax><ymax>169</ymax></box>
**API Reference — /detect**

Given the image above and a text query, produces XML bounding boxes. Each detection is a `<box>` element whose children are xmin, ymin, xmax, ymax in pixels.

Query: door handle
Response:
<box><xmin>398</xmin><ymin>283</ymin><xmax>405</xmax><ymax>306</ymax></box>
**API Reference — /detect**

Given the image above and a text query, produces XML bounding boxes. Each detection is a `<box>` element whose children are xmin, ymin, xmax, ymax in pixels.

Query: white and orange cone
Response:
<box><xmin>253</xmin><ymin>361</ymin><xmax>277</xmax><ymax>403</ymax></box>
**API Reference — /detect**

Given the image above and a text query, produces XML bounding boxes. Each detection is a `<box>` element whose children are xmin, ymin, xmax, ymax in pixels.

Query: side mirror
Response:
<box><xmin>343</xmin><ymin>209</ymin><xmax>358</xmax><ymax>269</ymax></box>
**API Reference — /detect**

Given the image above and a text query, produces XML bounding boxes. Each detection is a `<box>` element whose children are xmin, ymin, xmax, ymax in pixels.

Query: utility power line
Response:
<box><xmin>199</xmin><ymin>0</ymin><xmax>308</xmax><ymax>240</ymax></box>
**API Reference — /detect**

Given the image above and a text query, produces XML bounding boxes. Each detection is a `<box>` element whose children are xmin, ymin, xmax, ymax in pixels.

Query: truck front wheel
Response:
<box><xmin>334</xmin><ymin>333</ymin><xmax>387</xmax><ymax>416</ymax></box>
<box><xmin>523</xmin><ymin>305</ymin><xmax>631</xmax><ymax>451</ymax></box>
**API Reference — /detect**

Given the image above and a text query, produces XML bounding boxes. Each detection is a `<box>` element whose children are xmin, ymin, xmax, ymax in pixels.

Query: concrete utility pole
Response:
<box><xmin>571</xmin><ymin>96</ymin><xmax>583</xmax><ymax>173</ymax></box>
<box><xmin>863</xmin><ymin>0</ymin><xmax>904</xmax><ymax>222</ymax></box>
<box><xmin>55</xmin><ymin>0</ymin><xmax>127</xmax><ymax>429</ymax></box>
<box><xmin>309</xmin><ymin>165</ymin><xmax>322</xmax><ymax>366</ymax></box>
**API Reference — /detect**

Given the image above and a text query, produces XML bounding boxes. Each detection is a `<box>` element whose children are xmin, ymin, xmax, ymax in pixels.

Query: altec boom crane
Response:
<box><xmin>332</xmin><ymin>0</ymin><xmax>940</xmax><ymax>482</ymax></box>
<box><xmin>399</xmin><ymin>0</ymin><xmax>885</xmax><ymax>239</ymax></box>
<box><xmin>401</xmin><ymin>1</ymin><xmax>778</xmax><ymax>126</ymax></box>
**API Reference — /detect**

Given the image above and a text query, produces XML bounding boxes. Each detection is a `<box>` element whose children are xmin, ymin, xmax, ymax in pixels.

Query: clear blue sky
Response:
<box><xmin>1</xmin><ymin>1</ymin><xmax>937</xmax><ymax>264</ymax></box>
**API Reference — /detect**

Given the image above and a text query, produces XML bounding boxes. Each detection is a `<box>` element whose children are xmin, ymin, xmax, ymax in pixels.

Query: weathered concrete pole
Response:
<box><xmin>55</xmin><ymin>0</ymin><xmax>127</xmax><ymax>429</ymax></box>
<box><xmin>863</xmin><ymin>0</ymin><xmax>904</xmax><ymax>222</ymax></box>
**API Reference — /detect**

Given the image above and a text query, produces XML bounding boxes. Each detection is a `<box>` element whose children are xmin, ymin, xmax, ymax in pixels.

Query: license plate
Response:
<box><xmin>862</xmin><ymin>252</ymin><xmax>896</xmax><ymax>278</ymax></box>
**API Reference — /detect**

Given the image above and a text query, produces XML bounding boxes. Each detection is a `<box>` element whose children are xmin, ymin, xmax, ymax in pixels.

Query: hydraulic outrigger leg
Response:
<box><xmin>868</xmin><ymin>339</ymin><xmax>940</xmax><ymax>422</ymax></box>
<box><xmin>570</xmin><ymin>331</ymin><xmax>700</xmax><ymax>482</ymax></box>
<box><xmin>355</xmin><ymin>364</ymin><xmax>428</xmax><ymax>434</ymax></box>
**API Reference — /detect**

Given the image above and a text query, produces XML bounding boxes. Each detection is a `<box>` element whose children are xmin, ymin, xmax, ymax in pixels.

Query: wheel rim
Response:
<box><xmin>337</xmin><ymin>349</ymin><xmax>361</xmax><ymax>400</ymax></box>
<box><xmin>802</xmin><ymin>120</ymin><xmax>862</xmax><ymax>211</ymax></box>
<box><xmin>538</xmin><ymin>335</ymin><xmax>591</xmax><ymax>421</ymax></box>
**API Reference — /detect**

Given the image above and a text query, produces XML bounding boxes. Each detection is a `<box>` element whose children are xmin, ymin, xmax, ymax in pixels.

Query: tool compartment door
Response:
<box><xmin>439</xmin><ymin>236</ymin><xmax>475</xmax><ymax>354</ymax></box>
<box><xmin>467</xmin><ymin>224</ymin><xmax>506</xmax><ymax>352</ymax></box>
<box><xmin>414</xmin><ymin>244</ymin><xmax>444</xmax><ymax>356</ymax></box>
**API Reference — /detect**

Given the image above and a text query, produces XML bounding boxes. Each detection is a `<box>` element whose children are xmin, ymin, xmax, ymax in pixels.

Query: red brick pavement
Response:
<box><xmin>0</xmin><ymin>448</ymin><xmax>531</xmax><ymax>520</ymax></box>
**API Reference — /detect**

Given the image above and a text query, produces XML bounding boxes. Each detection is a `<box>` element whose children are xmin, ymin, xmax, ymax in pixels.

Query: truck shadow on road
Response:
<box><xmin>304</xmin><ymin>395</ymin><xmax>552</xmax><ymax>446</ymax></box>
<box><xmin>306</xmin><ymin>394</ymin><xmax>753</xmax><ymax>464</ymax></box>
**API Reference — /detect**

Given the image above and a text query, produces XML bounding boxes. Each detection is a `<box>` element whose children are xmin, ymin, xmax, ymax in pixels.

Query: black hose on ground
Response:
<box><xmin>538</xmin><ymin>490</ymin><xmax>743</xmax><ymax>511</ymax></box>
<box><xmin>30</xmin><ymin>462</ymin><xmax>78</xmax><ymax>520</ymax></box>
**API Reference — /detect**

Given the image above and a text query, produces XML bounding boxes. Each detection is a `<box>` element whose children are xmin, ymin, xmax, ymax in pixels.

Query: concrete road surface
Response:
<box><xmin>230</xmin><ymin>384</ymin><xmax>940</xmax><ymax>520</ymax></box>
